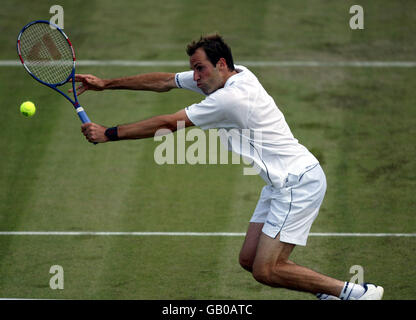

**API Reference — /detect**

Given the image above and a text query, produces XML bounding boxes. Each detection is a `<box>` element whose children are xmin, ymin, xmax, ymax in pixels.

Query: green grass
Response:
<box><xmin>0</xmin><ymin>0</ymin><xmax>415</xmax><ymax>300</ymax></box>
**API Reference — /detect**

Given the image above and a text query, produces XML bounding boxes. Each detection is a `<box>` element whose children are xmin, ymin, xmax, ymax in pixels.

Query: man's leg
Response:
<box><xmin>239</xmin><ymin>222</ymin><xmax>263</xmax><ymax>272</ymax></box>
<box><xmin>250</xmin><ymin>232</ymin><xmax>344</xmax><ymax>296</ymax></box>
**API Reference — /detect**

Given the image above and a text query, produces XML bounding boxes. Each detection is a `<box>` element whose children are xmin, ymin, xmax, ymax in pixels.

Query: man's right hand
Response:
<box><xmin>70</xmin><ymin>74</ymin><xmax>107</xmax><ymax>95</ymax></box>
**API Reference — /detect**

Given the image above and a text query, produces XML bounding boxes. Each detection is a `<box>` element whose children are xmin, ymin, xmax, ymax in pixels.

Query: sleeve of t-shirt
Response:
<box><xmin>175</xmin><ymin>71</ymin><xmax>206</xmax><ymax>96</ymax></box>
<box><xmin>185</xmin><ymin>89</ymin><xmax>248</xmax><ymax>130</ymax></box>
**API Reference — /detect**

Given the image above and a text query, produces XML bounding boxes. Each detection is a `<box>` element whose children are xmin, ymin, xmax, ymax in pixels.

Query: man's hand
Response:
<box><xmin>81</xmin><ymin>123</ymin><xmax>109</xmax><ymax>143</ymax></box>
<box><xmin>70</xmin><ymin>74</ymin><xmax>107</xmax><ymax>95</ymax></box>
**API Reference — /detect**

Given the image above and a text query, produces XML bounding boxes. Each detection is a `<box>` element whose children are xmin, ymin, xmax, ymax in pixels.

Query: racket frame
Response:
<box><xmin>17</xmin><ymin>20</ymin><xmax>91</xmax><ymax>124</ymax></box>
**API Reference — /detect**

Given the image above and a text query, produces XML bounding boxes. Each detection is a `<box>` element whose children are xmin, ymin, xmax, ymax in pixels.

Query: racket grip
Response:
<box><xmin>76</xmin><ymin>107</ymin><xmax>91</xmax><ymax>124</ymax></box>
<box><xmin>76</xmin><ymin>107</ymin><xmax>98</xmax><ymax>145</ymax></box>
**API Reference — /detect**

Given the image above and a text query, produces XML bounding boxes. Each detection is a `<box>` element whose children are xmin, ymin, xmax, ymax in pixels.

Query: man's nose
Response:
<box><xmin>193</xmin><ymin>72</ymin><xmax>200</xmax><ymax>81</ymax></box>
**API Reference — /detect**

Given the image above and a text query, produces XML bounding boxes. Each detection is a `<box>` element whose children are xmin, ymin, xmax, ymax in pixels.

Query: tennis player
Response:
<box><xmin>76</xmin><ymin>34</ymin><xmax>383</xmax><ymax>300</ymax></box>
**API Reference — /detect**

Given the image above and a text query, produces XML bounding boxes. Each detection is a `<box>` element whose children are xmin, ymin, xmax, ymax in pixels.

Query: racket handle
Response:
<box><xmin>76</xmin><ymin>107</ymin><xmax>98</xmax><ymax>145</ymax></box>
<box><xmin>76</xmin><ymin>107</ymin><xmax>91</xmax><ymax>124</ymax></box>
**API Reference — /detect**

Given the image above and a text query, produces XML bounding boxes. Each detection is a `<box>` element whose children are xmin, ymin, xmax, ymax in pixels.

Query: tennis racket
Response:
<box><xmin>17</xmin><ymin>20</ymin><xmax>94</xmax><ymax>132</ymax></box>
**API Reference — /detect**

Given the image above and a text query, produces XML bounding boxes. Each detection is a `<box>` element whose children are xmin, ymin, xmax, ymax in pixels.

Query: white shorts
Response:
<box><xmin>250</xmin><ymin>164</ymin><xmax>326</xmax><ymax>246</ymax></box>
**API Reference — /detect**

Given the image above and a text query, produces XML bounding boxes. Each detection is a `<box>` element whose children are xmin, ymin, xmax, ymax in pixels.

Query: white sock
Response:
<box><xmin>339</xmin><ymin>282</ymin><xmax>365</xmax><ymax>300</ymax></box>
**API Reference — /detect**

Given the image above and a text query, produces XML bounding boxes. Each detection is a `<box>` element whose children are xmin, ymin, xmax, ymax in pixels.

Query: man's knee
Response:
<box><xmin>252</xmin><ymin>262</ymin><xmax>287</xmax><ymax>287</ymax></box>
<box><xmin>252</xmin><ymin>264</ymin><xmax>273</xmax><ymax>285</ymax></box>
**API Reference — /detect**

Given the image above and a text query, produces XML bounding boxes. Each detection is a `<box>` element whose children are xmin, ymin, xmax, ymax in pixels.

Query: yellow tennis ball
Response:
<box><xmin>20</xmin><ymin>101</ymin><xmax>36</xmax><ymax>117</ymax></box>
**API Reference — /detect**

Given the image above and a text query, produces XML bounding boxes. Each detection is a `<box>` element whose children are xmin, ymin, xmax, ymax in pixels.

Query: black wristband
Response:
<box><xmin>105</xmin><ymin>126</ymin><xmax>119</xmax><ymax>141</ymax></box>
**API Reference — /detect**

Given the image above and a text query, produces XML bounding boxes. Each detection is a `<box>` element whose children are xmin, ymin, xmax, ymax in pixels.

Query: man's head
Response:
<box><xmin>187</xmin><ymin>34</ymin><xmax>236</xmax><ymax>94</ymax></box>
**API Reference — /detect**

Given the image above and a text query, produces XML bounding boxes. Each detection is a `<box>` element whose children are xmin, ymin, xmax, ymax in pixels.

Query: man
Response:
<box><xmin>76</xmin><ymin>34</ymin><xmax>383</xmax><ymax>300</ymax></box>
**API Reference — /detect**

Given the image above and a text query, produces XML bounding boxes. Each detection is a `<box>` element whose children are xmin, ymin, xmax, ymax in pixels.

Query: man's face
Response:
<box><xmin>190</xmin><ymin>48</ymin><xmax>223</xmax><ymax>94</ymax></box>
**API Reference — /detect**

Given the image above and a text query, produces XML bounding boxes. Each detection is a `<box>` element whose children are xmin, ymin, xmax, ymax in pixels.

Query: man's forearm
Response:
<box><xmin>103</xmin><ymin>72</ymin><xmax>176</xmax><ymax>92</ymax></box>
<box><xmin>117</xmin><ymin>114</ymin><xmax>178</xmax><ymax>140</ymax></box>
<box><xmin>81</xmin><ymin>109</ymin><xmax>192</xmax><ymax>143</ymax></box>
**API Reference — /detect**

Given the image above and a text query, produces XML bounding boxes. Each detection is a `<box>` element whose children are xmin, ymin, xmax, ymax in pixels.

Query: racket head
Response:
<box><xmin>17</xmin><ymin>20</ymin><xmax>75</xmax><ymax>86</ymax></box>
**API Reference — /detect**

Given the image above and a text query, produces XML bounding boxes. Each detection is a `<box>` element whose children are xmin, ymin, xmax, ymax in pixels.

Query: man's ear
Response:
<box><xmin>216</xmin><ymin>57</ymin><xmax>227</xmax><ymax>70</ymax></box>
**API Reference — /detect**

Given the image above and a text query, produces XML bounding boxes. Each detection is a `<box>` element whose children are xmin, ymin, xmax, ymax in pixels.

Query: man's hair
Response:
<box><xmin>186</xmin><ymin>34</ymin><xmax>235</xmax><ymax>71</ymax></box>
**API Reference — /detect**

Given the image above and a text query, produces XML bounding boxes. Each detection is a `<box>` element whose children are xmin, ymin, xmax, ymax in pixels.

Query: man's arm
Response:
<box><xmin>72</xmin><ymin>72</ymin><xmax>177</xmax><ymax>95</ymax></box>
<box><xmin>81</xmin><ymin>109</ymin><xmax>194</xmax><ymax>143</ymax></box>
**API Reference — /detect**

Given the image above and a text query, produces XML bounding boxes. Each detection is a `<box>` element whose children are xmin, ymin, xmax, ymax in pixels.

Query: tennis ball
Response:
<box><xmin>20</xmin><ymin>101</ymin><xmax>36</xmax><ymax>117</ymax></box>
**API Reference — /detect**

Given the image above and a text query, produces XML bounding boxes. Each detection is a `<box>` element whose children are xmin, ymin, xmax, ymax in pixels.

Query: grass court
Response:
<box><xmin>0</xmin><ymin>0</ymin><xmax>415</xmax><ymax>300</ymax></box>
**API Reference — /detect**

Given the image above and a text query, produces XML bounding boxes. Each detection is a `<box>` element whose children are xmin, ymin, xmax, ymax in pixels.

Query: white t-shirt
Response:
<box><xmin>175</xmin><ymin>65</ymin><xmax>319</xmax><ymax>188</ymax></box>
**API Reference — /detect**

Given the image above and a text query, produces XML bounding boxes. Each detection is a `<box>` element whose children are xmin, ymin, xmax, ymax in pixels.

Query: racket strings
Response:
<box><xmin>19</xmin><ymin>22</ymin><xmax>74</xmax><ymax>84</ymax></box>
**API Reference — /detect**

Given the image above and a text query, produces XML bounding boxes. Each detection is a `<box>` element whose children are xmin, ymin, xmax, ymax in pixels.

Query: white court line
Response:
<box><xmin>0</xmin><ymin>231</ymin><xmax>414</xmax><ymax>237</ymax></box>
<box><xmin>1</xmin><ymin>60</ymin><xmax>416</xmax><ymax>67</ymax></box>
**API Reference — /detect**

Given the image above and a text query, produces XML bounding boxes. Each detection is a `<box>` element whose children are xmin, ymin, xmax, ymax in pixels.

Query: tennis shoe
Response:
<box><xmin>316</xmin><ymin>293</ymin><xmax>340</xmax><ymax>300</ymax></box>
<box><xmin>354</xmin><ymin>283</ymin><xmax>384</xmax><ymax>300</ymax></box>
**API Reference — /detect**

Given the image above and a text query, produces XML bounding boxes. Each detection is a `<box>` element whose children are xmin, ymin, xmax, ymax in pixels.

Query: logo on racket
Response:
<box><xmin>27</xmin><ymin>34</ymin><xmax>62</xmax><ymax>61</ymax></box>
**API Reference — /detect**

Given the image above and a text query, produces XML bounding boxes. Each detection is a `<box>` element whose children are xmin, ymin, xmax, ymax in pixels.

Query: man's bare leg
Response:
<box><xmin>252</xmin><ymin>233</ymin><xmax>344</xmax><ymax>296</ymax></box>
<box><xmin>239</xmin><ymin>222</ymin><xmax>344</xmax><ymax>296</ymax></box>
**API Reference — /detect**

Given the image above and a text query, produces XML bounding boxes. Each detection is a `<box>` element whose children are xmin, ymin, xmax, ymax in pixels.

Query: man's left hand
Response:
<box><xmin>81</xmin><ymin>123</ymin><xmax>109</xmax><ymax>143</ymax></box>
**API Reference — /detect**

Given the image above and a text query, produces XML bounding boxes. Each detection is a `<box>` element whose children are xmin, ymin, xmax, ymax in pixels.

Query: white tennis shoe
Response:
<box><xmin>316</xmin><ymin>293</ymin><xmax>340</xmax><ymax>300</ymax></box>
<box><xmin>354</xmin><ymin>283</ymin><xmax>384</xmax><ymax>300</ymax></box>
<box><xmin>317</xmin><ymin>283</ymin><xmax>384</xmax><ymax>300</ymax></box>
